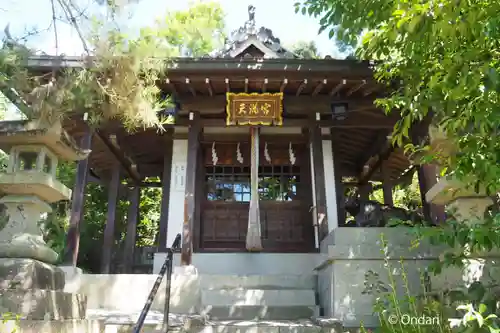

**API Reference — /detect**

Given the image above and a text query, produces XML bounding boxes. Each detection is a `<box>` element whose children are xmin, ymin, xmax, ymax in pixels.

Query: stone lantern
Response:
<box><xmin>0</xmin><ymin>119</ymin><xmax>89</xmax><ymax>264</ymax></box>
<box><xmin>425</xmin><ymin>125</ymin><xmax>497</xmax><ymax>290</ymax></box>
<box><xmin>0</xmin><ymin>119</ymin><xmax>94</xmax><ymax>330</ymax></box>
<box><xmin>425</xmin><ymin>125</ymin><xmax>493</xmax><ymax>222</ymax></box>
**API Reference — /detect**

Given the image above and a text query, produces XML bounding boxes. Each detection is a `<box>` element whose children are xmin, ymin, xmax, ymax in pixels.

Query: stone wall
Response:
<box><xmin>317</xmin><ymin>227</ymin><xmax>449</xmax><ymax>327</ymax></box>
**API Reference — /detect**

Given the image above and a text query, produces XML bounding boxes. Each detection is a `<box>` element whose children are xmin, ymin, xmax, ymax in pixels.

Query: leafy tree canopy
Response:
<box><xmin>295</xmin><ymin>0</ymin><xmax>500</xmax><ymax>193</ymax></box>
<box><xmin>0</xmin><ymin>0</ymin><xmax>226</xmax><ymax>272</ymax></box>
<box><xmin>289</xmin><ymin>40</ymin><xmax>320</xmax><ymax>59</ymax></box>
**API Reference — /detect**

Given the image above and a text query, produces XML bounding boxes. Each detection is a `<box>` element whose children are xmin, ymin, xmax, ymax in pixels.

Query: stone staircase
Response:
<box><xmin>90</xmin><ymin>273</ymin><xmax>346</xmax><ymax>333</ymax></box>
<box><xmin>199</xmin><ymin>274</ymin><xmax>319</xmax><ymax>320</ymax></box>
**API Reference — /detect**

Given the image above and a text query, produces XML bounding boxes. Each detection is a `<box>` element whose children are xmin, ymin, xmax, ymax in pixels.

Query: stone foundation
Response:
<box><xmin>0</xmin><ymin>258</ymin><xmax>89</xmax><ymax>332</ymax></box>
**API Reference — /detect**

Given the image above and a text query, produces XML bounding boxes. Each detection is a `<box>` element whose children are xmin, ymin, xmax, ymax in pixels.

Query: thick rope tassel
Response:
<box><xmin>246</xmin><ymin>127</ymin><xmax>263</xmax><ymax>251</ymax></box>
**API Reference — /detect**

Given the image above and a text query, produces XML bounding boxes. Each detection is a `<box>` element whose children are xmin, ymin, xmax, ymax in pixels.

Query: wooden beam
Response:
<box><xmin>158</xmin><ymin>140</ymin><xmax>173</xmax><ymax>251</ymax></box>
<box><xmin>356</xmin><ymin>130</ymin><xmax>390</xmax><ymax>172</ymax></box>
<box><xmin>205</xmin><ymin>78</ymin><xmax>213</xmax><ymax>96</ymax></box>
<box><xmin>225</xmin><ymin>78</ymin><xmax>230</xmax><ymax>92</ymax></box>
<box><xmin>280</xmin><ymin>78</ymin><xmax>288</xmax><ymax>92</ymax></box>
<box><xmin>363</xmin><ymin>85</ymin><xmax>379</xmax><ymax>96</ymax></box>
<box><xmin>101</xmin><ymin>165</ymin><xmax>120</xmax><ymax>273</ymax></box>
<box><xmin>312</xmin><ymin>79</ymin><xmax>327</xmax><ymax>96</ymax></box>
<box><xmin>62</xmin><ymin>129</ymin><xmax>92</xmax><ymax>266</ymax></box>
<box><xmin>122</xmin><ymin>185</ymin><xmax>140</xmax><ymax>273</ymax></box>
<box><xmin>96</xmin><ymin>130</ymin><xmax>141</xmax><ymax>182</ymax></box>
<box><xmin>174</xmin><ymin>114</ymin><xmax>396</xmax><ymax>129</ymax></box>
<box><xmin>309</xmin><ymin>116</ymin><xmax>329</xmax><ymax>240</ymax></box>
<box><xmin>181</xmin><ymin>112</ymin><xmax>201</xmax><ymax>265</ymax></box>
<box><xmin>262</xmin><ymin>78</ymin><xmax>268</xmax><ymax>93</ymax></box>
<box><xmin>296</xmin><ymin>79</ymin><xmax>307</xmax><ymax>96</ymax></box>
<box><xmin>329</xmin><ymin>79</ymin><xmax>346</xmax><ymax>96</ymax></box>
<box><xmin>347</xmin><ymin>80</ymin><xmax>367</xmax><ymax>96</ymax></box>
<box><xmin>177</xmin><ymin>95</ymin><xmax>386</xmax><ymax>115</ymax></box>
<box><xmin>358</xmin><ymin>145</ymin><xmax>395</xmax><ymax>184</ymax></box>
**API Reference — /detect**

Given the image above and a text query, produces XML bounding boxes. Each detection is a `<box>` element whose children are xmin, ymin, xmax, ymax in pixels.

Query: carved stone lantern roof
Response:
<box><xmin>212</xmin><ymin>5</ymin><xmax>297</xmax><ymax>59</ymax></box>
<box><xmin>0</xmin><ymin>120</ymin><xmax>90</xmax><ymax>161</ymax></box>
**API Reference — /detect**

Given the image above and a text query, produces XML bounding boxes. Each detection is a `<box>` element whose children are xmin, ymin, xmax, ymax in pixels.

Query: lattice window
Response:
<box><xmin>258</xmin><ymin>165</ymin><xmax>300</xmax><ymax>201</ymax></box>
<box><xmin>206</xmin><ymin>166</ymin><xmax>251</xmax><ymax>202</ymax></box>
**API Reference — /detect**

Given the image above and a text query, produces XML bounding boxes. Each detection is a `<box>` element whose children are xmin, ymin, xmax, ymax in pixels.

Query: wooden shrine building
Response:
<box><xmin>14</xmin><ymin>6</ymin><xmax>443</xmax><ymax>273</ymax></box>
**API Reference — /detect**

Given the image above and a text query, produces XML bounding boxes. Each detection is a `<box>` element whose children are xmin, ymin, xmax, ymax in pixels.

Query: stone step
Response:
<box><xmin>86</xmin><ymin>310</ymin><xmax>343</xmax><ymax>332</ymax></box>
<box><xmin>199</xmin><ymin>275</ymin><xmax>316</xmax><ymax>290</ymax></box>
<box><xmin>201</xmin><ymin>305</ymin><xmax>320</xmax><ymax>320</ymax></box>
<box><xmin>201</xmin><ymin>289</ymin><xmax>316</xmax><ymax>306</ymax></box>
<box><xmin>102</xmin><ymin>320</ymin><xmax>343</xmax><ymax>333</ymax></box>
<box><xmin>0</xmin><ymin>319</ymin><xmax>101</xmax><ymax>333</ymax></box>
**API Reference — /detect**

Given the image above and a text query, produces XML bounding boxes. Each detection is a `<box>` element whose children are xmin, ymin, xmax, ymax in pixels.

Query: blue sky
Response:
<box><xmin>0</xmin><ymin>0</ymin><xmax>341</xmax><ymax>57</ymax></box>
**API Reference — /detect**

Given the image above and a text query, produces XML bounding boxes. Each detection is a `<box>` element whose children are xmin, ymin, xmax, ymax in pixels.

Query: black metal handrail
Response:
<box><xmin>133</xmin><ymin>233</ymin><xmax>181</xmax><ymax>333</ymax></box>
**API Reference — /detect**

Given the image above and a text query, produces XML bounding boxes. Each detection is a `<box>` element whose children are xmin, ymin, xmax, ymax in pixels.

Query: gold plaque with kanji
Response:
<box><xmin>226</xmin><ymin>93</ymin><xmax>283</xmax><ymax>126</ymax></box>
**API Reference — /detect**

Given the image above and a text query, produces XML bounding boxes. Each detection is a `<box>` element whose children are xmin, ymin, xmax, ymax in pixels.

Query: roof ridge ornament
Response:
<box><xmin>245</xmin><ymin>5</ymin><xmax>257</xmax><ymax>34</ymax></box>
<box><xmin>211</xmin><ymin>4</ymin><xmax>296</xmax><ymax>59</ymax></box>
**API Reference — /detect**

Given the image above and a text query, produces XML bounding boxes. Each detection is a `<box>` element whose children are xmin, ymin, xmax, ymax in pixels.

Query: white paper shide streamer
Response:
<box><xmin>211</xmin><ymin>142</ymin><xmax>218</xmax><ymax>165</ymax></box>
<box><xmin>236</xmin><ymin>142</ymin><xmax>244</xmax><ymax>164</ymax></box>
<box><xmin>289</xmin><ymin>142</ymin><xmax>296</xmax><ymax>165</ymax></box>
<box><xmin>264</xmin><ymin>142</ymin><xmax>271</xmax><ymax>163</ymax></box>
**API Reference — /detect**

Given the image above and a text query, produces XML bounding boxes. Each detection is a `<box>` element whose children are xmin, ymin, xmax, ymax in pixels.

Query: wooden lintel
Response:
<box><xmin>177</xmin><ymin>95</ymin><xmax>383</xmax><ymax>115</ymax></box>
<box><xmin>262</xmin><ymin>78</ymin><xmax>268</xmax><ymax>93</ymax></box>
<box><xmin>186</xmin><ymin>78</ymin><xmax>196</xmax><ymax>96</ymax></box>
<box><xmin>347</xmin><ymin>80</ymin><xmax>367</xmax><ymax>96</ymax></box>
<box><xmin>280</xmin><ymin>78</ymin><xmax>288</xmax><ymax>92</ymax></box>
<box><xmin>174</xmin><ymin>114</ymin><xmax>396</xmax><ymax>129</ymax></box>
<box><xmin>296</xmin><ymin>79</ymin><xmax>307</xmax><ymax>96</ymax></box>
<box><xmin>205</xmin><ymin>78</ymin><xmax>213</xmax><ymax>97</ymax></box>
<box><xmin>244</xmin><ymin>78</ymin><xmax>249</xmax><ymax>93</ymax></box>
<box><xmin>312</xmin><ymin>79</ymin><xmax>327</xmax><ymax>96</ymax></box>
<box><xmin>330</xmin><ymin>79</ymin><xmax>347</xmax><ymax>96</ymax></box>
<box><xmin>139</xmin><ymin>181</ymin><xmax>162</xmax><ymax>187</ymax></box>
<box><xmin>96</xmin><ymin>130</ymin><xmax>141</xmax><ymax>182</ymax></box>
<box><xmin>225</xmin><ymin>78</ymin><xmax>230</xmax><ymax>92</ymax></box>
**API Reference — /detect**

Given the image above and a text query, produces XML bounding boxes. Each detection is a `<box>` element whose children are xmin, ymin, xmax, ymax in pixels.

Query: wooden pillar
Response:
<box><xmin>123</xmin><ymin>185</ymin><xmax>140</xmax><ymax>273</ymax></box>
<box><xmin>101</xmin><ymin>165</ymin><xmax>121</xmax><ymax>273</ymax></box>
<box><xmin>158</xmin><ymin>141</ymin><xmax>173</xmax><ymax>251</ymax></box>
<box><xmin>330</xmin><ymin>128</ymin><xmax>345</xmax><ymax>227</ymax></box>
<box><xmin>309</xmin><ymin>119</ymin><xmax>328</xmax><ymax>240</ymax></box>
<box><xmin>359</xmin><ymin>183</ymin><xmax>372</xmax><ymax>201</ymax></box>
<box><xmin>417</xmin><ymin>164</ymin><xmax>446</xmax><ymax>224</ymax></box>
<box><xmin>246</xmin><ymin>127</ymin><xmax>262</xmax><ymax>251</ymax></box>
<box><xmin>62</xmin><ymin>130</ymin><xmax>92</xmax><ymax>266</ymax></box>
<box><xmin>181</xmin><ymin>112</ymin><xmax>201</xmax><ymax>266</ymax></box>
<box><xmin>381</xmin><ymin>163</ymin><xmax>393</xmax><ymax>206</ymax></box>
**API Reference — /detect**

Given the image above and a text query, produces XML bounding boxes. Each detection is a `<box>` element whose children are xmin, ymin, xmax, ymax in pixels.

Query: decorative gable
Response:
<box><xmin>213</xmin><ymin>5</ymin><xmax>296</xmax><ymax>59</ymax></box>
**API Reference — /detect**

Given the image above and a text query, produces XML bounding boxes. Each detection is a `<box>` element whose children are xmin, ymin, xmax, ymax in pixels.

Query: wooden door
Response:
<box><xmin>199</xmin><ymin>140</ymin><xmax>315</xmax><ymax>252</ymax></box>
